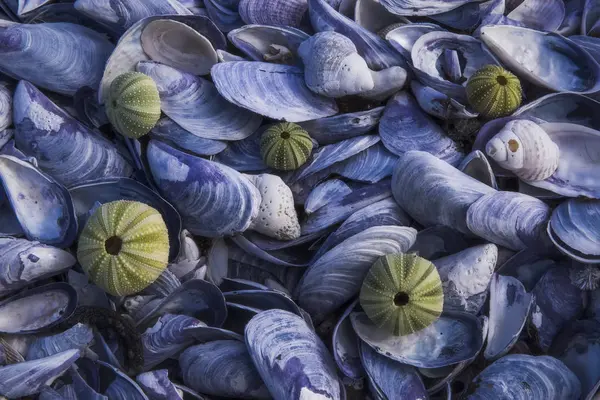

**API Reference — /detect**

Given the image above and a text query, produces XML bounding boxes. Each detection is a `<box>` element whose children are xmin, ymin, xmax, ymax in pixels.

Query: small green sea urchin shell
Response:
<box><xmin>360</xmin><ymin>253</ymin><xmax>444</xmax><ymax>336</ymax></box>
<box><xmin>466</xmin><ymin>65</ymin><xmax>522</xmax><ymax>118</ymax></box>
<box><xmin>77</xmin><ymin>200</ymin><xmax>170</xmax><ymax>297</ymax></box>
<box><xmin>105</xmin><ymin>72</ymin><xmax>161</xmax><ymax>139</ymax></box>
<box><xmin>260</xmin><ymin>122</ymin><xmax>313</xmax><ymax>171</ymax></box>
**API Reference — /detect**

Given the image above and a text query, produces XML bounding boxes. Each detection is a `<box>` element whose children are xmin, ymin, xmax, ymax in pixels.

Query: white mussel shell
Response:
<box><xmin>485</xmin><ymin>119</ymin><xmax>560</xmax><ymax>182</ymax></box>
<box><xmin>480</xmin><ymin>25</ymin><xmax>600</xmax><ymax>93</ymax></box>
<box><xmin>298</xmin><ymin>31</ymin><xmax>375</xmax><ymax>98</ymax></box>
<box><xmin>141</xmin><ymin>19</ymin><xmax>218</xmax><ymax>76</ymax></box>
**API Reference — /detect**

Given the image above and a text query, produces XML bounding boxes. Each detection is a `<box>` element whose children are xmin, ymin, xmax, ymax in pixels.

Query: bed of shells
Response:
<box><xmin>0</xmin><ymin>0</ymin><xmax>599</xmax><ymax>399</ymax></box>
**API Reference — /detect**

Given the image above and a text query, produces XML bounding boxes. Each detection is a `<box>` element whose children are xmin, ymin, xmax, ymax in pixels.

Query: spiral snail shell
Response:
<box><xmin>77</xmin><ymin>200</ymin><xmax>170</xmax><ymax>296</ymax></box>
<box><xmin>105</xmin><ymin>72</ymin><xmax>162</xmax><ymax>139</ymax></box>
<box><xmin>298</xmin><ymin>31</ymin><xmax>375</xmax><ymax>98</ymax></box>
<box><xmin>260</xmin><ymin>122</ymin><xmax>313</xmax><ymax>171</ymax></box>
<box><xmin>359</xmin><ymin>253</ymin><xmax>444</xmax><ymax>336</ymax></box>
<box><xmin>485</xmin><ymin>119</ymin><xmax>560</xmax><ymax>182</ymax></box>
<box><xmin>466</xmin><ymin>65</ymin><xmax>522</xmax><ymax>118</ymax></box>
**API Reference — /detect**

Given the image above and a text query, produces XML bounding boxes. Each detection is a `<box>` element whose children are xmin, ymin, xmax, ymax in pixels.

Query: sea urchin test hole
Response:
<box><xmin>508</xmin><ymin>139</ymin><xmax>519</xmax><ymax>152</ymax></box>
<box><xmin>105</xmin><ymin>236</ymin><xmax>122</xmax><ymax>255</ymax></box>
<box><xmin>496</xmin><ymin>75</ymin><xmax>508</xmax><ymax>86</ymax></box>
<box><xmin>280</xmin><ymin>131</ymin><xmax>291</xmax><ymax>139</ymax></box>
<box><xmin>394</xmin><ymin>292</ymin><xmax>409</xmax><ymax>306</ymax></box>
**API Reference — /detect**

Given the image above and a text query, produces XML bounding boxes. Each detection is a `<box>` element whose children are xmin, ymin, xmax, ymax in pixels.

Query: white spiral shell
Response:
<box><xmin>298</xmin><ymin>31</ymin><xmax>374</xmax><ymax>98</ymax></box>
<box><xmin>485</xmin><ymin>119</ymin><xmax>559</xmax><ymax>182</ymax></box>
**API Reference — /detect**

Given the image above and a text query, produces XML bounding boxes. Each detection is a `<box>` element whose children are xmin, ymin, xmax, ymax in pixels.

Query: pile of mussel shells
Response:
<box><xmin>1</xmin><ymin>0</ymin><xmax>600</xmax><ymax>399</ymax></box>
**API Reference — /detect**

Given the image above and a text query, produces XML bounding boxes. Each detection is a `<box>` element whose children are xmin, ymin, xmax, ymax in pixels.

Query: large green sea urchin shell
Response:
<box><xmin>105</xmin><ymin>72</ymin><xmax>161</xmax><ymax>139</ymax></box>
<box><xmin>260</xmin><ymin>122</ymin><xmax>313</xmax><ymax>171</ymax></box>
<box><xmin>466</xmin><ymin>65</ymin><xmax>522</xmax><ymax>118</ymax></box>
<box><xmin>77</xmin><ymin>200</ymin><xmax>170</xmax><ymax>297</ymax></box>
<box><xmin>360</xmin><ymin>253</ymin><xmax>444</xmax><ymax>336</ymax></box>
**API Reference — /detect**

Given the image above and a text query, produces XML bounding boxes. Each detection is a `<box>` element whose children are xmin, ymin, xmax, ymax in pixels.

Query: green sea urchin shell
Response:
<box><xmin>360</xmin><ymin>253</ymin><xmax>444</xmax><ymax>336</ymax></box>
<box><xmin>466</xmin><ymin>65</ymin><xmax>522</xmax><ymax>118</ymax></box>
<box><xmin>105</xmin><ymin>72</ymin><xmax>161</xmax><ymax>139</ymax></box>
<box><xmin>77</xmin><ymin>200</ymin><xmax>170</xmax><ymax>297</ymax></box>
<box><xmin>260</xmin><ymin>122</ymin><xmax>313</xmax><ymax>171</ymax></box>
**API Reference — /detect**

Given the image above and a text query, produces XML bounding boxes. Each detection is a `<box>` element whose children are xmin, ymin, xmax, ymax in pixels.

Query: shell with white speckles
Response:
<box><xmin>466</xmin><ymin>65</ymin><xmax>522</xmax><ymax>118</ymax></box>
<box><xmin>246</xmin><ymin>173</ymin><xmax>301</xmax><ymax>241</ymax></box>
<box><xmin>360</xmin><ymin>253</ymin><xmax>444</xmax><ymax>336</ymax></box>
<box><xmin>105</xmin><ymin>72</ymin><xmax>161</xmax><ymax>139</ymax></box>
<box><xmin>77</xmin><ymin>200</ymin><xmax>170</xmax><ymax>297</ymax></box>
<box><xmin>260</xmin><ymin>122</ymin><xmax>313</xmax><ymax>171</ymax></box>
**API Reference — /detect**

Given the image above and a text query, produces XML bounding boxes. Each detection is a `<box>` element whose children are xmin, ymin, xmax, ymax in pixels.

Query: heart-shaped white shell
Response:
<box><xmin>485</xmin><ymin>119</ymin><xmax>559</xmax><ymax>182</ymax></box>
